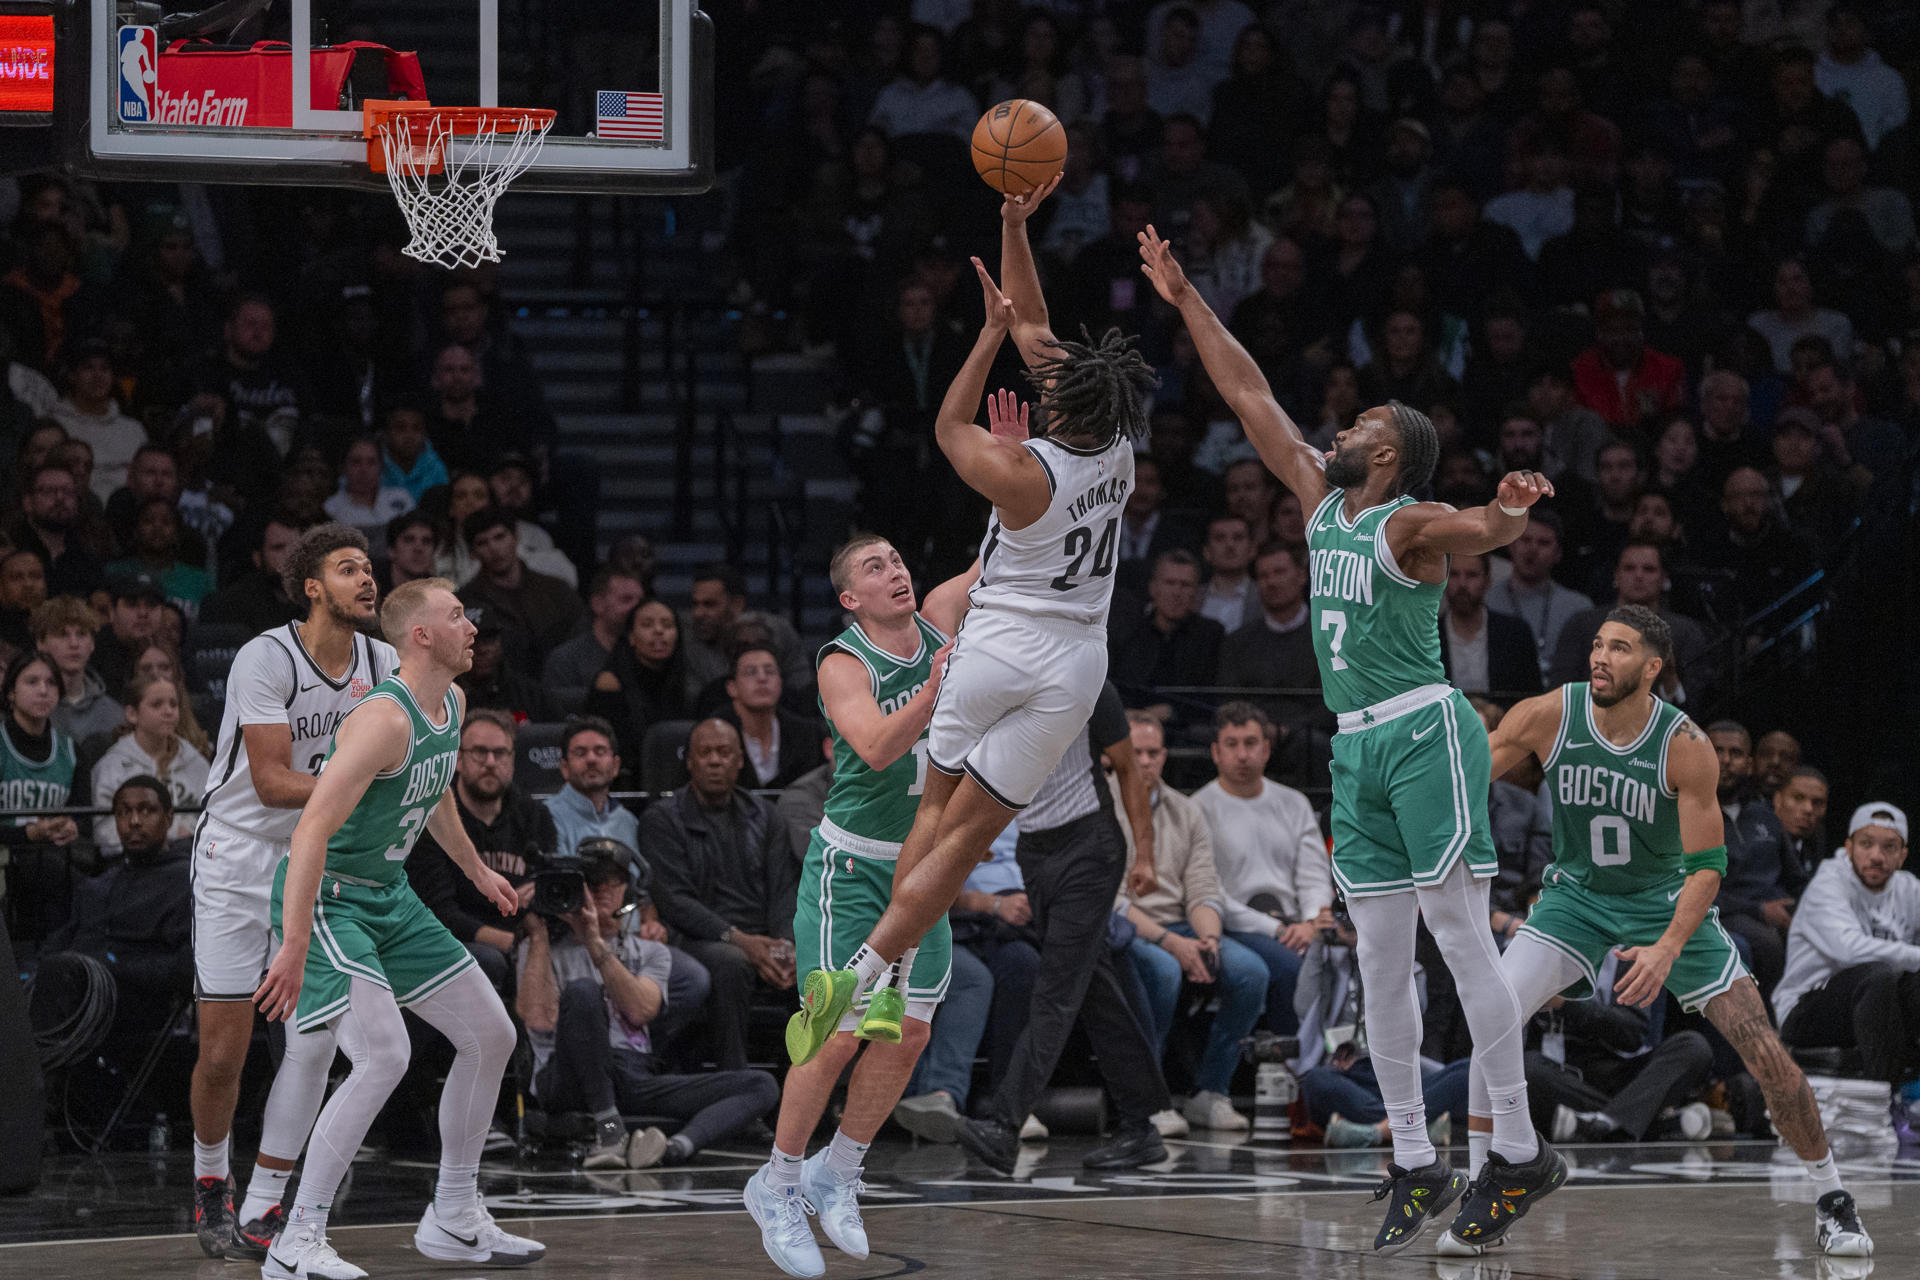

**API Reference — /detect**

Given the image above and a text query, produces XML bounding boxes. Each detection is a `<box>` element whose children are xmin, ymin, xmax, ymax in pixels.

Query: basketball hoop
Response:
<box><xmin>364</xmin><ymin>101</ymin><xmax>557</xmax><ymax>269</ymax></box>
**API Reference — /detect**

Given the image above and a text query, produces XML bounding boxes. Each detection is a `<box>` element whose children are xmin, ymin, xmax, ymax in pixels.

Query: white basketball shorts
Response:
<box><xmin>192</xmin><ymin>815</ymin><xmax>290</xmax><ymax>1001</ymax></box>
<box><xmin>926</xmin><ymin>609</ymin><xmax>1109</xmax><ymax>810</ymax></box>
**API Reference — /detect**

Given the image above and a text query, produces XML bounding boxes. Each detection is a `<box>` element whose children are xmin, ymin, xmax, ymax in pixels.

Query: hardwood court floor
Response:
<box><xmin>4</xmin><ymin>1133</ymin><xmax>1915</xmax><ymax>1278</ymax></box>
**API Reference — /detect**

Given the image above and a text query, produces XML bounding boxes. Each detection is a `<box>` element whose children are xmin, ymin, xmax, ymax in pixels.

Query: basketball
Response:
<box><xmin>971</xmin><ymin>99</ymin><xmax>1067</xmax><ymax>196</ymax></box>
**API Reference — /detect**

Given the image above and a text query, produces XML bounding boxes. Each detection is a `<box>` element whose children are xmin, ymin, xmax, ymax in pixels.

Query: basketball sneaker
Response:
<box><xmin>744</xmin><ymin>1167</ymin><xmax>825</xmax><ymax>1279</ymax></box>
<box><xmin>413</xmin><ymin>1200</ymin><xmax>546</xmax><ymax>1266</ymax></box>
<box><xmin>787</xmin><ymin>970</ymin><xmax>858</xmax><ymax>1065</ymax></box>
<box><xmin>1447</xmin><ymin>1137</ymin><xmax>1566</xmax><ymax>1248</ymax></box>
<box><xmin>1435</xmin><ymin>1230</ymin><xmax>1508</xmax><ymax>1259</ymax></box>
<box><xmin>1369</xmin><ymin>1158</ymin><xmax>1466</xmax><ymax>1255</ymax></box>
<box><xmin>228</xmin><ymin>1203</ymin><xmax>284</xmax><ymax>1261</ymax></box>
<box><xmin>856</xmin><ymin>985</ymin><xmax>905</xmax><ymax>1043</ymax></box>
<box><xmin>1815</xmin><ymin>1189</ymin><xmax>1874</xmax><ymax>1257</ymax></box>
<box><xmin>800</xmin><ymin>1150</ymin><xmax>869</xmax><ymax>1259</ymax></box>
<box><xmin>262</xmin><ymin>1219</ymin><xmax>366</xmax><ymax>1280</ymax></box>
<box><xmin>194</xmin><ymin>1174</ymin><xmax>235</xmax><ymax>1258</ymax></box>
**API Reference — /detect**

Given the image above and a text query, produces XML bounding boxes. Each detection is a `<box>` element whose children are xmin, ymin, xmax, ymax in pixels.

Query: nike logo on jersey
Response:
<box><xmin>1411</xmin><ymin>724</ymin><xmax>1436</xmax><ymax>741</ymax></box>
<box><xmin>1563</xmin><ymin>741</ymin><xmax>1589</xmax><ymax>749</ymax></box>
<box><xmin>299</xmin><ymin>683</ymin><xmax>320</xmax><ymax>694</ymax></box>
<box><xmin>1668</xmin><ymin>888</ymin><xmax>1682</xmax><ymax>902</ymax></box>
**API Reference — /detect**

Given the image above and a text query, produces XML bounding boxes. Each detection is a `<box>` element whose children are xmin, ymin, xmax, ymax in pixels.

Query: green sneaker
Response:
<box><xmin>856</xmin><ymin>985</ymin><xmax>905</xmax><ymax>1043</ymax></box>
<box><xmin>786</xmin><ymin>969</ymin><xmax>858</xmax><ymax>1066</ymax></box>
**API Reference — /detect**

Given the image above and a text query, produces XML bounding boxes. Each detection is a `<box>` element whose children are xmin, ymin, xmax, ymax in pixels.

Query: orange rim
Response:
<box><xmin>363</xmin><ymin>99</ymin><xmax>557</xmax><ymax>172</ymax></box>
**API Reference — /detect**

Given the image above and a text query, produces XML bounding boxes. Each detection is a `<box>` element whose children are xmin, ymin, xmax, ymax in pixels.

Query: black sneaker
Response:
<box><xmin>1082</xmin><ymin>1122</ymin><xmax>1167</xmax><ymax>1170</ymax></box>
<box><xmin>227</xmin><ymin>1203</ymin><xmax>283</xmax><ymax>1261</ymax></box>
<box><xmin>192</xmin><ymin>1175</ymin><xmax>234</xmax><ymax>1258</ymax></box>
<box><xmin>1571</xmin><ymin>1112</ymin><xmax>1624</xmax><ymax>1143</ymax></box>
<box><xmin>1447</xmin><ymin>1137</ymin><xmax>1566</xmax><ymax>1249</ymax></box>
<box><xmin>957</xmin><ymin>1117</ymin><xmax>1020</xmax><ymax>1176</ymax></box>
<box><xmin>1369</xmin><ymin>1158</ymin><xmax>1465</xmax><ymax>1255</ymax></box>
<box><xmin>1815</xmin><ymin>1189</ymin><xmax>1874</xmax><ymax>1257</ymax></box>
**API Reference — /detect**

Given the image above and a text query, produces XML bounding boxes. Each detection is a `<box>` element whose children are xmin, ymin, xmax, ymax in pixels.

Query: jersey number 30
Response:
<box><xmin>1050</xmin><ymin>518</ymin><xmax>1118</xmax><ymax>592</ymax></box>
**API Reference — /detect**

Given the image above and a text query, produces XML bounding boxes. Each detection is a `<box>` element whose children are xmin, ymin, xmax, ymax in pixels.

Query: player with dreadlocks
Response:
<box><xmin>785</xmin><ymin>174</ymin><xmax>1160</xmax><ymax>1084</ymax></box>
<box><xmin>1137</xmin><ymin>225</ymin><xmax>1562</xmax><ymax>1258</ymax></box>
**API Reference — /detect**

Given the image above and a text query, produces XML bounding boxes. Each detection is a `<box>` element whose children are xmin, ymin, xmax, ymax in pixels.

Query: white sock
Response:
<box><xmin>1487</xmin><ymin>1080</ymin><xmax>1539</xmax><ymax>1163</ymax></box>
<box><xmin>1806</xmin><ymin>1153</ymin><xmax>1844</xmax><ymax>1199</ymax></box>
<box><xmin>287</xmin><ymin>1199</ymin><xmax>328</xmax><ymax>1233</ymax></box>
<box><xmin>826</xmin><ymin>1130</ymin><xmax>869</xmax><ymax>1180</ymax></box>
<box><xmin>1384</xmin><ymin>1097</ymin><xmax>1436</xmax><ymax>1170</ymax></box>
<box><xmin>1468</xmin><ymin>1130</ymin><xmax>1491</xmax><ymax>1179</ymax></box>
<box><xmin>434</xmin><ymin>1161</ymin><xmax>479</xmax><ymax>1219</ymax></box>
<box><xmin>845</xmin><ymin>944</ymin><xmax>889</xmax><ymax>996</ymax></box>
<box><xmin>239</xmin><ymin>1163</ymin><xmax>292</xmax><ymax>1222</ymax></box>
<box><xmin>768</xmin><ymin>1144</ymin><xmax>805</xmax><ymax>1189</ymax></box>
<box><xmin>193</xmin><ymin>1135</ymin><xmax>229</xmax><ymax>1182</ymax></box>
<box><xmin>896</xmin><ymin>946</ymin><xmax>920</xmax><ymax>989</ymax></box>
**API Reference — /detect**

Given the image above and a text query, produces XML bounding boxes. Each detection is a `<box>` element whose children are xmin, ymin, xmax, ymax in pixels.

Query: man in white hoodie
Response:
<box><xmin>1776</xmin><ymin>803</ymin><xmax>1920</xmax><ymax>1094</ymax></box>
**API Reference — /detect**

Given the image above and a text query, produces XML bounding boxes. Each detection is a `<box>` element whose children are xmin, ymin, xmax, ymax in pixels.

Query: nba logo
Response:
<box><xmin>118</xmin><ymin>26</ymin><xmax>157</xmax><ymax>123</ymax></box>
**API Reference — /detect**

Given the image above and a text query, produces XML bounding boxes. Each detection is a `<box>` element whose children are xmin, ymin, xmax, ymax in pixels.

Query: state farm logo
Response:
<box><xmin>153</xmin><ymin>87</ymin><xmax>249</xmax><ymax>126</ymax></box>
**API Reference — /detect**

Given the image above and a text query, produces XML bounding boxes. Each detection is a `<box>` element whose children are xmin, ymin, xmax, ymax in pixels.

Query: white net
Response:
<box><xmin>375</xmin><ymin>110</ymin><xmax>555</xmax><ymax>269</ymax></box>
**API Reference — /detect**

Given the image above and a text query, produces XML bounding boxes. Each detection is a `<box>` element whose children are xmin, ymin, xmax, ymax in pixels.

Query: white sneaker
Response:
<box><xmin>1148</xmin><ymin>1108</ymin><xmax>1190</xmax><ymax>1139</ymax></box>
<box><xmin>1675</xmin><ymin>1102</ymin><xmax>1713</xmax><ymax>1141</ymax></box>
<box><xmin>262</xmin><ymin>1221</ymin><xmax>366</xmax><ymax>1280</ymax></box>
<box><xmin>413</xmin><ymin>1201</ymin><xmax>546</xmax><ymax>1267</ymax></box>
<box><xmin>1435</xmin><ymin>1230</ymin><xmax>1507</xmax><ymax>1259</ymax></box>
<box><xmin>625</xmin><ymin>1126</ymin><xmax>669</xmax><ymax>1169</ymax></box>
<box><xmin>800</xmin><ymin>1151</ymin><xmax>869</xmax><ymax>1259</ymax></box>
<box><xmin>743</xmin><ymin>1167</ymin><xmax>824</xmax><ymax>1279</ymax></box>
<box><xmin>1183</xmin><ymin>1091</ymin><xmax>1250</xmax><ymax>1132</ymax></box>
<box><xmin>1019</xmin><ymin>1114</ymin><xmax>1049</xmax><ymax>1141</ymax></box>
<box><xmin>1815</xmin><ymin>1190</ymin><xmax>1874</xmax><ymax>1258</ymax></box>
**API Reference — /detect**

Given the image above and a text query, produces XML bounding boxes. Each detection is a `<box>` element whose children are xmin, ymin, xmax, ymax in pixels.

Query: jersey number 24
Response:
<box><xmin>1050</xmin><ymin>518</ymin><xmax>1118</xmax><ymax>592</ymax></box>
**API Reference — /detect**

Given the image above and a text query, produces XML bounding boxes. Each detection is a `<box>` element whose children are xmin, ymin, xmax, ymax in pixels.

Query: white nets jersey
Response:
<box><xmin>201</xmin><ymin>623</ymin><xmax>399</xmax><ymax>839</ymax></box>
<box><xmin>968</xmin><ymin>434</ymin><xmax>1134</xmax><ymax>629</ymax></box>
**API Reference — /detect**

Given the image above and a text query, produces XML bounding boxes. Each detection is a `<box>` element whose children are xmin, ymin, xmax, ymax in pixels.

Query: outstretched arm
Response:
<box><xmin>935</xmin><ymin>260</ymin><xmax>1054</xmax><ymax>528</ymax></box>
<box><xmin>1388</xmin><ymin>471</ymin><xmax>1556</xmax><ymax>576</ymax></box>
<box><xmin>817</xmin><ymin>649</ymin><xmax>950</xmax><ymax>773</ymax></box>
<box><xmin>1138</xmin><ymin>225</ymin><xmax>1327</xmax><ymax>507</ymax></box>
<box><xmin>1001</xmin><ymin>174</ymin><xmax>1062</xmax><ymax>371</ymax></box>
<box><xmin>1615</xmin><ymin>724</ymin><xmax>1726</xmax><ymax>1008</ymax></box>
<box><xmin>1486</xmin><ymin>689</ymin><xmax>1563</xmax><ymax>782</ymax></box>
<box><xmin>921</xmin><ymin>560</ymin><xmax>980</xmax><ymax>638</ymax></box>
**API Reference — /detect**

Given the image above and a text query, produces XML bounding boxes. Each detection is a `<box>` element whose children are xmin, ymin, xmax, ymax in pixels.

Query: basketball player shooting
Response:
<box><xmin>1137</xmin><ymin>226</ymin><xmax>1561</xmax><ymax>1255</ymax></box>
<box><xmin>788</xmin><ymin>176</ymin><xmax>1156</xmax><ymax>1063</ymax></box>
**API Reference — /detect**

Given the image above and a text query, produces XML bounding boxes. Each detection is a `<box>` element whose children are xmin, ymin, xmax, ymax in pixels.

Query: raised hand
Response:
<box><xmin>1495</xmin><ymin>469</ymin><xmax>1555</xmax><ymax>512</ymax></box>
<box><xmin>1136</xmin><ymin>223</ymin><xmax>1195</xmax><ymax>307</ymax></box>
<box><xmin>1001</xmin><ymin>172</ymin><xmax>1062</xmax><ymax>226</ymax></box>
<box><xmin>971</xmin><ymin>256</ymin><xmax>1016</xmax><ymax>332</ymax></box>
<box><xmin>987</xmin><ymin>387</ymin><xmax>1030</xmax><ymax>441</ymax></box>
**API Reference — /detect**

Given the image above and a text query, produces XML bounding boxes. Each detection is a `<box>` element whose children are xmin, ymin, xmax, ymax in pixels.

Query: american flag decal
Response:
<box><xmin>596</xmin><ymin>90</ymin><xmax>664</xmax><ymax>141</ymax></box>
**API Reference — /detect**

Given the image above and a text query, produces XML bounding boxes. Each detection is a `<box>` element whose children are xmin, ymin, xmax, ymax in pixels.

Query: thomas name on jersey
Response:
<box><xmin>1064</xmin><ymin>476</ymin><xmax>1128</xmax><ymax>522</ymax></box>
<box><xmin>1556</xmin><ymin>762</ymin><xmax>1659</xmax><ymax>825</ymax></box>
<box><xmin>1311</xmin><ymin>546</ymin><xmax>1375</xmax><ymax>606</ymax></box>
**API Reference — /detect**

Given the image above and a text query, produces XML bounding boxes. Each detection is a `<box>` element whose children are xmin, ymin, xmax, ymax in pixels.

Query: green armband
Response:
<box><xmin>1683</xmin><ymin>845</ymin><xmax>1728</xmax><ymax>876</ymax></box>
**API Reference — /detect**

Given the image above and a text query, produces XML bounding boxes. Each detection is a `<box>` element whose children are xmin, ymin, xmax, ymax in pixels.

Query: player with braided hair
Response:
<box><xmin>1138</xmin><ymin>226</ymin><xmax>1563</xmax><ymax>1257</ymax></box>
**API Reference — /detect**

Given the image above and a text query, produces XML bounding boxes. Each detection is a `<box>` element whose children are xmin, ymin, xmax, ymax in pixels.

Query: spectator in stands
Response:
<box><xmin>867</xmin><ymin>24</ymin><xmax>977</xmax><ymax>139</ymax></box>
<box><xmin>1145</xmin><ymin>7</ymin><xmax>1216</xmax><ymax>124</ymax></box>
<box><xmin>487</xmin><ymin>453</ymin><xmax>576</xmax><ymax>587</ymax></box>
<box><xmin>91</xmin><ymin>571</ymin><xmax>164</xmax><ymax>698</ymax></box>
<box><xmin>587</xmin><ymin>600</ymin><xmax>696</xmax><ymax>784</ymax></box>
<box><xmin>9</xmin><ymin>461</ymin><xmax>103</xmax><ymax>600</ymax></box>
<box><xmin>53</xmin><ymin>438</ymin><xmax>113</xmax><ymax>557</ymax></box>
<box><xmin>1814</xmin><ymin>2</ymin><xmax>1909</xmax><ymax>151</ymax></box>
<box><xmin>1709</xmin><ymin>720</ymin><xmax>1797</xmax><ymax>1000</ymax></box>
<box><xmin>105</xmin><ymin>445</ymin><xmax>197</xmax><ymax>566</ymax></box>
<box><xmin>379</xmin><ymin>510</ymin><xmax>440</xmax><ymax>593</ymax></box>
<box><xmin>1549</xmin><ymin>541</ymin><xmax>1715</xmax><ymax>702</ymax></box>
<box><xmin>456</xmin><ymin>505</ymin><xmax>585</xmax><ymax>674</ymax></box>
<box><xmin>1806</xmin><ymin>135</ymin><xmax>1914</xmax><ymax>257</ymax></box>
<box><xmin>1801</xmin><ymin>358</ymin><xmax>1908</xmax><ymax>510</ymax></box>
<box><xmin>1197</xmin><ymin>513</ymin><xmax>1257</xmax><ymax>632</ymax></box>
<box><xmin>30</xmin><ymin>597</ymin><xmax>118</xmax><ymax>745</ymax></box>
<box><xmin>1766</xmin><ymin>409</ymin><xmax>1866</xmax><ymax>554</ymax></box>
<box><xmin>0</xmin><ymin>651</ymin><xmax>79</xmax><ymax>936</ymax></box>
<box><xmin>1192</xmin><ymin>703</ymin><xmax>1333</xmax><ymax>1041</ymax></box>
<box><xmin>773</xmin><ymin>729</ymin><xmax>832</xmax><ymax>864</ymax></box>
<box><xmin>1108</xmin><ymin>550</ymin><xmax>1223</xmax><ymax>712</ymax></box>
<box><xmin>1563</xmin><ymin>440</ymin><xmax>1644</xmax><ymax>590</ymax></box>
<box><xmin>1692</xmin><ymin>372</ymin><xmax>1762</xmax><ymax>495</ymax></box>
<box><xmin>544</xmin><ymin>567</ymin><xmax>646</xmax><ymax>717</ymax></box>
<box><xmin>1774</xmin><ymin>766</ymin><xmax>1831</xmax><ymax>880</ymax></box>
<box><xmin>437</xmin><ymin>281</ymin><xmax>554</xmax><ymax>444</ymax></box>
<box><xmin>1525</xmin><ymin>365</ymin><xmax>1613</xmax><ymax>486</ymax></box>
<box><xmin>1485</xmin><ymin>144</ymin><xmax>1574</xmax><ymax>261</ymax></box>
<box><xmin>378</xmin><ymin>399</ymin><xmax>449</xmax><ymax>503</ymax></box>
<box><xmin>1439</xmin><ymin>553</ymin><xmax>1542</xmax><ymax>700</ymax></box>
<box><xmin>717</xmin><ymin>646</ymin><xmax>818</xmax><ymax>791</ymax></box>
<box><xmin>683</xmin><ymin>564</ymin><xmax>807</xmax><ymax>694</ymax></box>
<box><xmin>1116</xmin><ymin>456</ymin><xmax>1199</xmax><ymax>589</ymax></box>
<box><xmin>1487</xmin><ymin>512</ymin><xmax>1590</xmax><ymax>679</ymax></box>
<box><xmin>1215</xmin><ymin>542</ymin><xmax>1326</xmax><ymax>751</ymax></box>
<box><xmin>104</xmin><ymin>500</ymin><xmax>210</xmax><ymax>619</ymax></box>
<box><xmin>1754</xmin><ymin>730</ymin><xmax>1803</xmax><ymax>800</ymax></box>
<box><xmin>516</xmin><ymin>843</ymin><xmax>778</xmax><ymax>1169</ymax></box>
<box><xmin>640</xmin><ymin>718</ymin><xmax>798</xmax><ymax>1070</ymax></box>
<box><xmin>197</xmin><ymin>516</ymin><xmax>302</xmax><ymax>634</ymax></box>
<box><xmin>50</xmin><ymin>338</ymin><xmax>142</xmax><ymax>503</ymax></box>
<box><xmin>89</xmin><ymin>673</ymin><xmax>207</xmax><ymax>851</ymax></box>
<box><xmin>427</xmin><ymin>343</ymin><xmax>509</xmax><ymax>476</ymax></box>
<box><xmin>1115</xmin><ymin>710</ymin><xmax>1266</xmax><ymax>1135</ymax></box>
<box><xmin>323</xmin><ymin>437</ymin><xmax>413</xmax><ymax>555</ymax></box>
<box><xmin>543</xmin><ymin>716</ymin><xmax>639</xmax><ymax>858</ymax></box>
<box><xmin>409</xmin><ymin>709</ymin><xmax>557</xmax><ymax>992</ymax></box>
<box><xmin>0</xmin><ymin>218</ymin><xmax>87</xmax><ymax>372</ymax></box>
<box><xmin>1748</xmin><ymin>258</ymin><xmax>1853</xmax><ymax>375</ymax></box>
<box><xmin>1701</xmin><ymin>467</ymin><xmax>1817</xmax><ymax>618</ymax></box>
<box><xmin>189</xmin><ymin>294</ymin><xmax>302</xmax><ymax>443</ymax></box>
<box><xmin>1572</xmin><ymin>289</ymin><xmax>1687</xmax><ymax>432</ymax></box>
<box><xmin>1776</xmin><ymin>803</ymin><xmax>1919</xmax><ymax>1099</ymax></box>
<box><xmin>0</xmin><ymin>548</ymin><xmax>47</xmax><ymax>665</ymax></box>
<box><xmin>456</xmin><ymin>608</ymin><xmax>550</xmax><ymax>721</ymax></box>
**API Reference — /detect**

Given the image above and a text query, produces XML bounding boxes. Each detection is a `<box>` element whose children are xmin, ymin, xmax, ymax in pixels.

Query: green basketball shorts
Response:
<box><xmin>793</xmin><ymin>827</ymin><xmax>951</xmax><ymax>1024</ymax></box>
<box><xmin>1515</xmin><ymin>867</ymin><xmax>1750</xmax><ymax>1013</ymax></box>
<box><xmin>1329</xmin><ymin>686</ymin><xmax>1498</xmax><ymax>898</ymax></box>
<box><xmin>271</xmin><ymin>859</ymin><xmax>475</xmax><ymax>1033</ymax></box>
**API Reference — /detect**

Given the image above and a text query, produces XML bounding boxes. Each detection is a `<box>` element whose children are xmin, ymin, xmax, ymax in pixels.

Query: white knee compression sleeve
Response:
<box><xmin>294</xmin><ymin>980</ymin><xmax>411</xmax><ymax>1213</ymax></box>
<box><xmin>1466</xmin><ymin>931</ymin><xmax>1588</xmax><ymax>1130</ymax></box>
<box><xmin>257</xmin><ymin>1022</ymin><xmax>337</xmax><ymax>1163</ymax></box>
<box><xmin>1346</xmin><ymin>889</ymin><xmax>1435</xmax><ymax>1169</ymax></box>
<box><xmin>407</xmin><ymin>966</ymin><xmax>517</xmax><ymax>1213</ymax></box>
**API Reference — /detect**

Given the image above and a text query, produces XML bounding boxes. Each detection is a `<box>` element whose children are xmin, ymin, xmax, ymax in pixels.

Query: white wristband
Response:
<box><xmin>1499</xmin><ymin>503</ymin><xmax>1530</xmax><ymax>517</ymax></box>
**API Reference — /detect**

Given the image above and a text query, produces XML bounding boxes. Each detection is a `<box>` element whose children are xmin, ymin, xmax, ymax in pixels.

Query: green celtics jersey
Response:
<box><xmin>1544</xmin><ymin>683</ymin><xmax>1689</xmax><ymax>895</ymax></box>
<box><xmin>1306</xmin><ymin>490</ymin><xmax>1445</xmax><ymax>714</ymax></box>
<box><xmin>321</xmin><ymin>677</ymin><xmax>459</xmax><ymax>886</ymax></box>
<box><xmin>816</xmin><ymin>615</ymin><xmax>948</xmax><ymax>844</ymax></box>
<box><xmin>0</xmin><ymin>723</ymin><xmax>75</xmax><ymax>824</ymax></box>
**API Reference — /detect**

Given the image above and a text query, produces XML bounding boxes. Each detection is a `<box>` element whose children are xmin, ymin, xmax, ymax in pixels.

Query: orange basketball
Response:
<box><xmin>971</xmin><ymin>99</ymin><xmax>1067</xmax><ymax>196</ymax></box>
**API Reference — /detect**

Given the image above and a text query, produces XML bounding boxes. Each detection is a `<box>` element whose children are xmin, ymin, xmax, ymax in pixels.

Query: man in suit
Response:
<box><xmin>1108</xmin><ymin>550</ymin><xmax>1223</xmax><ymax>728</ymax></box>
<box><xmin>717</xmin><ymin>645</ymin><xmax>823</xmax><ymax>792</ymax></box>
<box><xmin>1438</xmin><ymin>553</ymin><xmax>1543</xmax><ymax>701</ymax></box>
<box><xmin>1116</xmin><ymin>457</ymin><xmax>1201</xmax><ymax>593</ymax></box>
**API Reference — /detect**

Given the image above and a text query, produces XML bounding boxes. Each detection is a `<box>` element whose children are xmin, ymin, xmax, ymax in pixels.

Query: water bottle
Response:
<box><xmin>149</xmin><ymin>1112</ymin><xmax>170</xmax><ymax>1155</ymax></box>
<box><xmin>1253</xmin><ymin>1064</ymin><xmax>1296</xmax><ymax>1144</ymax></box>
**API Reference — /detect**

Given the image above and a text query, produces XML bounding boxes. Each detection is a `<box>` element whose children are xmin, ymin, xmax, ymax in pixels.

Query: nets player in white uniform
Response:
<box><xmin>187</xmin><ymin>524</ymin><xmax>399</xmax><ymax>1260</ymax></box>
<box><xmin>788</xmin><ymin>175</ymin><xmax>1156</xmax><ymax>1057</ymax></box>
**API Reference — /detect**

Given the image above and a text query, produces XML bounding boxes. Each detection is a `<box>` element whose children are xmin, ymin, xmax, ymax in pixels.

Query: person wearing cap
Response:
<box><xmin>50</xmin><ymin>337</ymin><xmax>145</xmax><ymax>504</ymax></box>
<box><xmin>1571</xmin><ymin>289</ymin><xmax>1687</xmax><ymax>431</ymax></box>
<box><xmin>93</xmin><ymin>569</ymin><xmax>165</xmax><ymax>699</ymax></box>
<box><xmin>1777</xmin><ymin>803</ymin><xmax>1920</xmax><ymax>1095</ymax></box>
